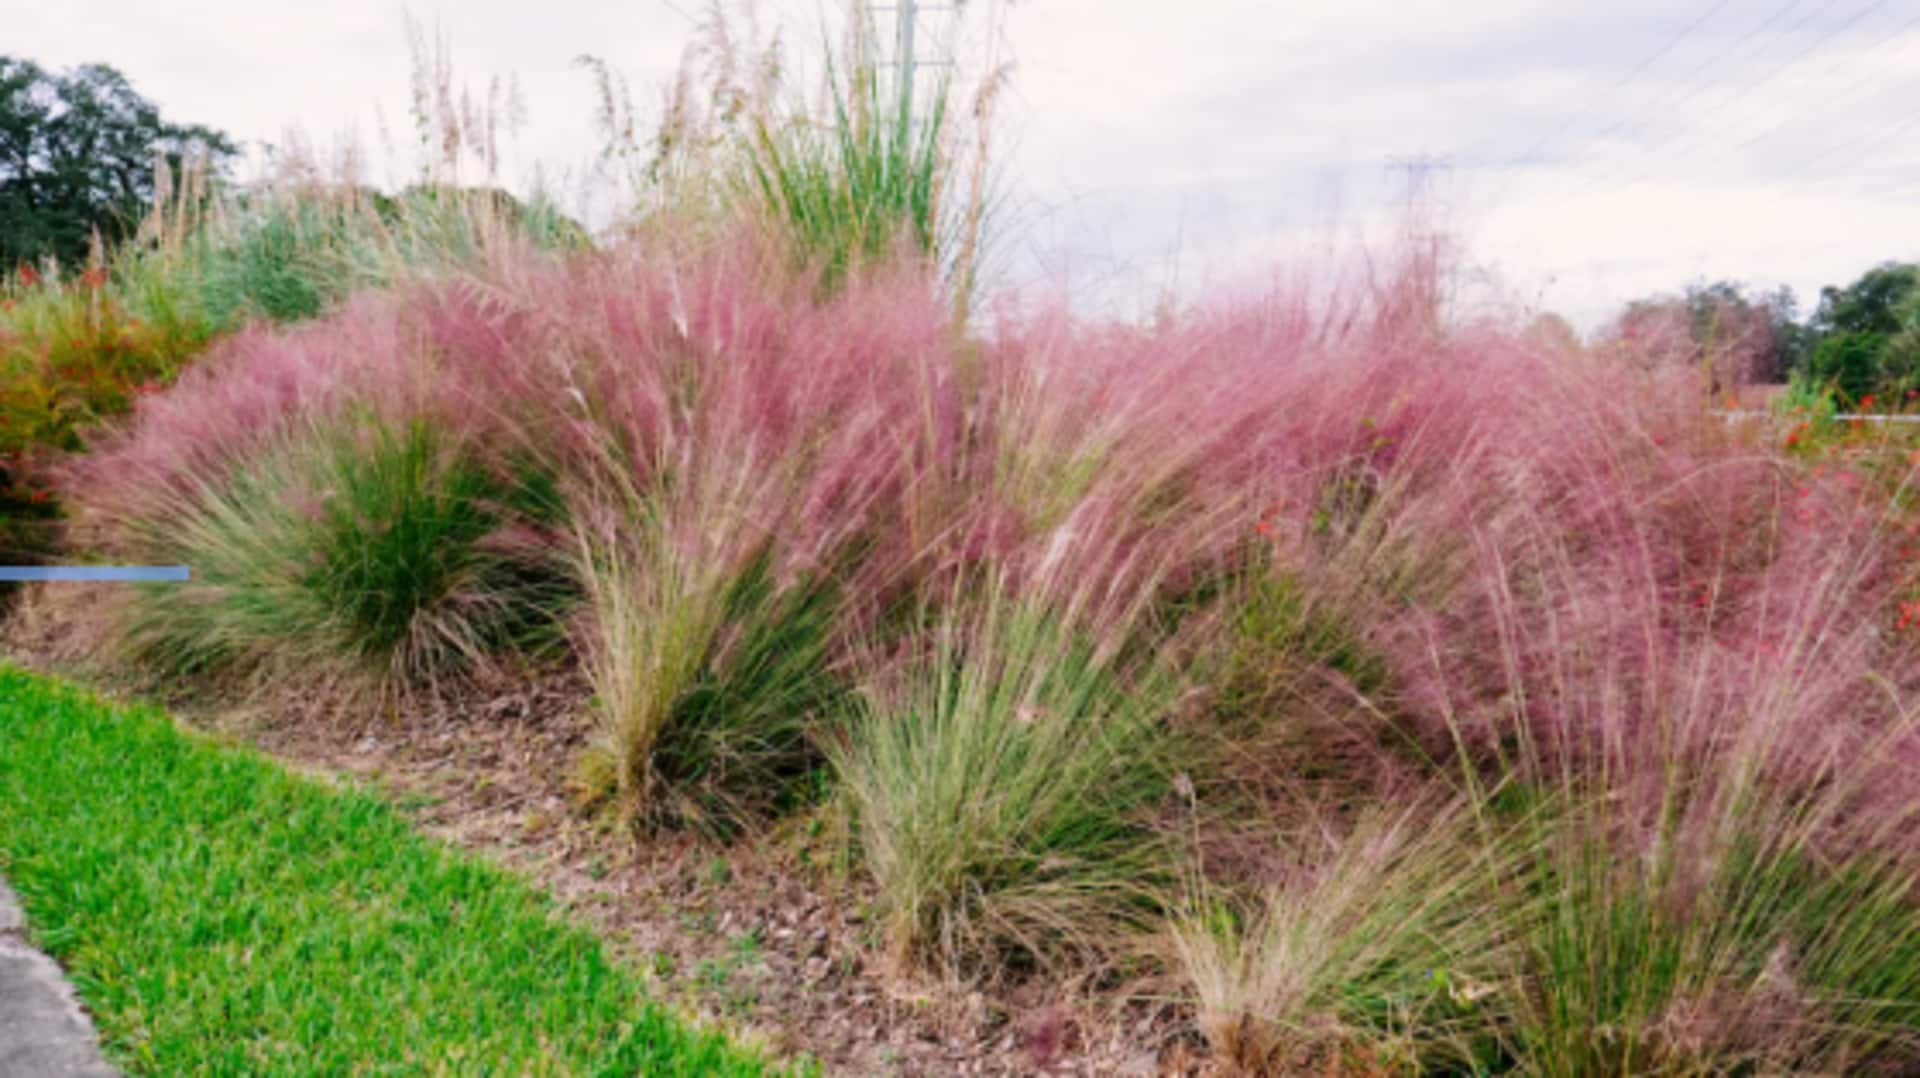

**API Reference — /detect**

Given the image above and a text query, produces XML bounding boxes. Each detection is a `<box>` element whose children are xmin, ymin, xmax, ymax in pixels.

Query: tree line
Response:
<box><xmin>1</xmin><ymin>56</ymin><xmax>236</xmax><ymax>269</ymax></box>
<box><xmin>1600</xmin><ymin>265</ymin><xmax>1920</xmax><ymax>407</ymax></box>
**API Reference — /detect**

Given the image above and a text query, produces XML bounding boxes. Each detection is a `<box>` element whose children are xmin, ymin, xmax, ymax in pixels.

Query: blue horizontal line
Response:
<box><xmin>0</xmin><ymin>566</ymin><xmax>191</xmax><ymax>582</ymax></box>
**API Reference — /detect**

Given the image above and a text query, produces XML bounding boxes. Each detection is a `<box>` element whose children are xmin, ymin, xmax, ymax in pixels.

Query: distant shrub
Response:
<box><xmin>1806</xmin><ymin>330</ymin><xmax>1884</xmax><ymax>405</ymax></box>
<box><xmin>194</xmin><ymin>200</ymin><xmax>334</xmax><ymax>325</ymax></box>
<box><xmin>191</xmin><ymin>183</ymin><xmax>592</xmax><ymax>330</ymax></box>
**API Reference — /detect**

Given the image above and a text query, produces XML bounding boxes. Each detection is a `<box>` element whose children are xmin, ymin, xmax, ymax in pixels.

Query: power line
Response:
<box><xmin>1575</xmin><ymin>0</ymin><xmax>1813</xmax><ymax>152</ymax></box>
<box><xmin>1491</xmin><ymin>0</ymin><xmax>1738</xmax><ymax>175</ymax></box>
<box><xmin>1559</xmin><ymin>0</ymin><xmax>1898</xmax><ymax>198</ymax></box>
<box><xmin>1717</xmin><ymin>6</ymin><xmax>1920</xmax><ymax>159</ymax></box>
<box><xmin>1478</xmin><ymin>0</ymin><xmax>1737</xmax><ymax>212</ymax></box>
<box><xmin>1505</xmin><ymin>0</ymin><xmax>1907</xmax><ymax>217</ymax></box>
<box><xmin>1763</xmin><ymin>98</ymin><xmax>1920</xmax><ymax>191</ymax></box>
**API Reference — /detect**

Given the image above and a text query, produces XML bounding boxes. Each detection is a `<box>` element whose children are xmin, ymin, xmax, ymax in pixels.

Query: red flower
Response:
<box><xmin>16</xmin><ymin>265</ymin><xmax>38</xmax><ymax>288</ymax></box>
<box><xmin>80</xmin><ymin>266</ymin><xmax>106</xmax><ymax>290</ymax></box>
<box><xmin>1898</xmin><ymin>600</ymin><xmax>1920</xmax><ymax>633</ymax></box>
<box><xmin>1861</xmin><ymin>393</ymin><xmax>1876</xmax><ymax>410</ymax></box>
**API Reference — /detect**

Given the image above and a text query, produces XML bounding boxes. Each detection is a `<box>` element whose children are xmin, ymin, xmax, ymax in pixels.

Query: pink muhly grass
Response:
<box><xmin>65</xmin><ymin>290</ymin><xmax>450</xmax><ymax>543</ymax></box>
<box><xmin>41</xmin><ymin>214</ymin><xmax>1920</xmax><ymax>1064</ymax></box>
<box><xmin>1192</xmin><ymin>298</ymin><xmax>1920</xmax><ymax>865</ymax></box>
<box><xmin>1134</xmin><ymin>257</ymin><xmax>1920</xmax><ymax>1067</ymax></box>
<box><xmin>55</xmin><ymin>219</ymin><xmax>1920</xmax><ymax>902</ymax></box>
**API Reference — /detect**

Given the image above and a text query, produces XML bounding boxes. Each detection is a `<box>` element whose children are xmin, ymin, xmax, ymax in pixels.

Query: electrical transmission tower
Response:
<box><xmin>1385</xmin><ymin>154</ymin><xmax>1455</xmax><ymax>321</ymax></box>
<box><xmin>1386</xmin><ymin>154</ymin><xmax>1453</xmax><ymax>216</ymax></box>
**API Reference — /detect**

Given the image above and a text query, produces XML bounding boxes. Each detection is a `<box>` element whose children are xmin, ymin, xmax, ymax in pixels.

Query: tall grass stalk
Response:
<box><xmin>1170</xmin><ymin>794</ymin><xmax>1515</xmax><ymax>1074</ymax></box>
<box><xmin>741</xmin><ymin>40</ymin><xmax>952</xmax><ymax>291</ymax></box>
<box><xmin>570</xmin><ymin>466</ymin><xmax>841</xmax><ymax>832</ymax></box>
<box><xmin>832</xmin><ymin>570</ymin><xmax>1184</xmax><ymax>979</ymax></box>
<box><xmin>1498</xmin><ymin>786</ymin><xmax>1920</xmax><ymax>1074</ymax></box>
<box><xmin>547</xmin><ymin>245</ymin><xmax>949</xmax><ymax>830</ymax></box>
<box><xmin>588</xmin><ymin>1</ymin><xmax>1004</xmax><ymax>311</ymax></box>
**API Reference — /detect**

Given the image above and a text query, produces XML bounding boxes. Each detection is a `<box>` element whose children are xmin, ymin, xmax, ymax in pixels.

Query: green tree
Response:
<box><xmin>1807</xmin><ymin>331</ymin><xmax>1884</xmax><ymax>404</ymax></box>
<box><xmin>1883</xmin><ymin>288</ymin><xmax>1920</xmax><ymax>393</ymax></box>
<box><xmin>1813</xmin><ymin>262</ymin><xmax>1920</xmax><ymax>338</ymax></box>
<box><xmin>1794</xmin><ymin>263</ymin><xmax>1920</xmax><ymax>405</ymax></box>
<box><xmin>1761</xmin><ymin>284</ymin><xmax>1816</xmax><ymax>376</ymax></box>
<box><xmin>0</xmin><ymin>57</ymin><xmax>235</xmax><ymax>269</ymax></box>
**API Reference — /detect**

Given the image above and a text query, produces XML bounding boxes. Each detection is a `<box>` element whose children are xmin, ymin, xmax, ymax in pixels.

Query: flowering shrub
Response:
<box><xmin>0</xmin><ymin>261</ymin><xmax>211</xmax><ymax>571</ymax></box>
<box><xmin>0</xmin><ymin>278</ymin><xmax>202</xmax><ymax>457</ymax></box>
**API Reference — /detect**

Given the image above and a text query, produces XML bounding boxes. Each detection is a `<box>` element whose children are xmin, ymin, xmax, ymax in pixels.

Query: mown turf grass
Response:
<box><xmin>0</xmin><ymin>663</ymin><xmax>781</xmax><ymax>1075</ymax></box>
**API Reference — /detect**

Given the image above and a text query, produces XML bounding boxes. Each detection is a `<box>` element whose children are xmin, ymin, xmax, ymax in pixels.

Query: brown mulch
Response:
<box><xmin>1</xmin><ymin>584</ymin><xmax>1208</xmax><ymax>1076</ymax></box>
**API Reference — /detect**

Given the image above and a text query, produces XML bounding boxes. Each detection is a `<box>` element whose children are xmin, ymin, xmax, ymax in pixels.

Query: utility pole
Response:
<box><xmin>896</xmin><ymin>0</ymin><xmax>918</xmax><ymax>134</ymax></box>
<box><xmin>869</xmin><ymin>0</ymin><xmax>954</xmax><ymax>139</ymax></box>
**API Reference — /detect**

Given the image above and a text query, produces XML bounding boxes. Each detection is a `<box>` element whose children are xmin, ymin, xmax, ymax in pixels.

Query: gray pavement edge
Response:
<box><xmin>0</xmin><ymin>876</ymin><xmax>117</xmax><ymax>1077</ymax></box>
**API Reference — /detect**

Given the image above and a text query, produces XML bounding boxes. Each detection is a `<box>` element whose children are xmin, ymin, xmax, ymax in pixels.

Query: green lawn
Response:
<box><xmin>0</xmin><ymin>663</ymin><xmax>781</xmax><ymax>1075</ymax></box>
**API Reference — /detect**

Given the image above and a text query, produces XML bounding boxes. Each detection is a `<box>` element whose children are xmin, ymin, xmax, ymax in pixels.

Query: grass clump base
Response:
<box><xmin>832</xmin><ymin>579</ymin><xmax>1176</xmax><ymax>979</ymax></box>
<box><xmin>113</xmin><ymin>411</ymin><xmax>570</xmax><ymax>692</ymax></box>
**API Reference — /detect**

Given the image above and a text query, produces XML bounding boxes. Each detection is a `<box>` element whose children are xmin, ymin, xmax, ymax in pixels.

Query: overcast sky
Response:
<box><xmin>8</xmin><ymin>0</ymin><xmax>1920</xmax><ymax>332</ymax></box>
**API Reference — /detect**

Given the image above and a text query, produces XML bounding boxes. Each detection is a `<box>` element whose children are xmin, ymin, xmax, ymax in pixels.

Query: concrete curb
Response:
<box><xmin>0</xmin><ymin>877</ymin><xmax>117</xmax><ymax>1077</ymax></box>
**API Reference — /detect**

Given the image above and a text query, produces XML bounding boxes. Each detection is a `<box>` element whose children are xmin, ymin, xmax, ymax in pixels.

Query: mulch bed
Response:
<box><xmin>2</xmin><ymin>583</ymin><xmax>1206</xmax><ymax>1076</ymax></box>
